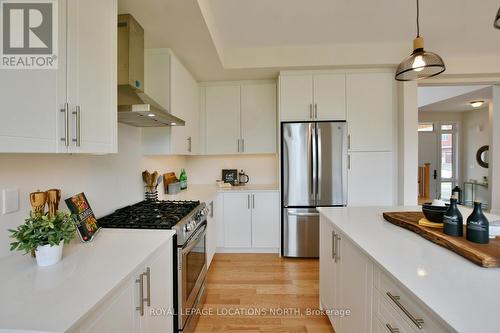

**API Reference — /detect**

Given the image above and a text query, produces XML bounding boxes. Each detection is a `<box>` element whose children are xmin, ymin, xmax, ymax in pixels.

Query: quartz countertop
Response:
<box><xmin>159</xmin><ymin>184</ymin><xmax>278</xmax><ymax>203</ymax></box>
<box><xmin>0</xmin><ymin>229</ymin><xmax>175</xmax><ymax>332</ymax></box>
<box><xmin>316</xmin><ymin>206</ymin><xmax>500</xmax><ymax>333</ymax></box>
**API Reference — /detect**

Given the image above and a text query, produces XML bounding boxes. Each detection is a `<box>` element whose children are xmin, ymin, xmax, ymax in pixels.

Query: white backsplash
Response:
<box><xmin>0</xmin><ymin>124</ymin><xmax>278</xmax><ymax>258</ymax></box>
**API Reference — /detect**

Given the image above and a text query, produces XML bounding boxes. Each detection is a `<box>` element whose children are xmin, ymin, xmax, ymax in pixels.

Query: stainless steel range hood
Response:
<box><xmin>117</xmin><ymin>14</ymin><xmax>185</xmax><ymax>127</ymax></box>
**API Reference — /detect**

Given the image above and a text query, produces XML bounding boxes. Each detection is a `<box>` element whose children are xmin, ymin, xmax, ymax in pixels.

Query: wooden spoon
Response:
<box><xmin>30</xmin><ymin>191</ymin><xmax>47</xmax><ymax>216</ymax></box>
<box><xmin>46</xmin><ymin>189</ymin><xmax>61</xmax><ymax>218</ymax></box>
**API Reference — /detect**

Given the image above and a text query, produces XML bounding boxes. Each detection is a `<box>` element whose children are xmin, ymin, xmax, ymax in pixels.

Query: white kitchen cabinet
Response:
<box><xmin>348</xmin><ymin>151</ymin><xmax>394</xmax><ymax>206</ymax></box>
<box><xmin>241</xmin><ymin>83</ymin><xmax>277</xmax><ymax>154</ymax></box>
<box><xmin>205</xmin><ymin>85</ymin><xmax>241</xmax><ymax>154</ymax></box>
<box><xmin>251</xmin><ymin>192</ymin><xmax>280</xmax><ymax>248</ymax></box>
<box><xmin>222</xmin><ymin>191</ymin><xmax>279</xmax><ymax>250</ymax></box>
<box><xmin>319</xmin><ymin>217</ymin><xmax>373</xmax><ymax>333</ymax></box>
<box><xmin>280</xmin><ymin>73</ymin><xmax>346</xmax><ymax>121</ymax></box>
<box><xmin>223</xmin><ymin>192</ymin><xmax>252</xmax><ymax>248</ymax></box>
<box><xmin>67</xmin><ymin>0</ymin><xmax>117</xmax><ymax>154</ymax></box>
<box><xmin>346</xmin><ymin>72</ymin><xmax>394</xmax><ymax>152</ymax></box>
<box><xmin>0</xmin><ymin>0</ymin><xmax>117</xmax><ymax>154</ymax></box>
<box><xmin>74</xmin><ymin>241</ymin><xmax>173</xmax><ymax>333</ymax></box>
<box><xmin>142</xmin><ymin>49</ymin><xmax>199</xmax><ymax>155</ymax></box>
<box><xmin>201</xmin><ymin>81</ymin><xmax>277</xmax><ymax>155</ymax></box>
<box><xmin>206</xmin><ymin>199</ymin><xmax>217</xmax><ymax>268</ymax></box>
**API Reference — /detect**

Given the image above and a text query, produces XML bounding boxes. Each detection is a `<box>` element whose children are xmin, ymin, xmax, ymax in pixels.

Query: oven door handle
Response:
<box><xmin>182</xmin><ymin>223</ymin><xmax>207</xmax><ymax>254</ymax></box>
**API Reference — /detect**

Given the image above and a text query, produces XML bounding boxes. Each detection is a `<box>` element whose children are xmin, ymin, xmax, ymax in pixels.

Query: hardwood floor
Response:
<box><xmin>194</xmin><ymin>253</ymin><xmax>334</xmax><ymax>333</ymax></box>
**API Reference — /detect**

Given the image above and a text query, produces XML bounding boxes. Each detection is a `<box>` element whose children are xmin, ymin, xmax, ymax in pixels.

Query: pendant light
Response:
<box><xmin>395</xmin><ymin>0</ymin><xmax>446</xmax><ymax>81</ymax></box>
<box><xmin>495</xmin><ymin>7</ymin><xmax>500</xmax><ymax>29</ymax></box>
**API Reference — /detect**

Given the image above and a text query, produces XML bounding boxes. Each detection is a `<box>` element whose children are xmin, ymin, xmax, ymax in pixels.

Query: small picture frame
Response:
<box><xmin>65</xmin><ymin>192</ymin><xmax>100</xmax><ymax>242</ymax></box>
<box><xmin>222</xmin><ymin>169</ymin><xmax>238</xmax><ymax>185</ymax></box>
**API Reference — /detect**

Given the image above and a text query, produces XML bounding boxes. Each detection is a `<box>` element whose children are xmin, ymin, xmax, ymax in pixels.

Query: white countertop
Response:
<box><xmin>0</xmin><ymin>229</ymin><xmax>175</xmax><ymax>333</ymax></box>
<box><xmin>316</xmin><ymin>206</ymin><xmax>500</xmax><ymax>333</ymax></box>
<box><xmin>160</xmin><ymin>184</ymin><xmax>278</xmax><ymax>202</ymax></box>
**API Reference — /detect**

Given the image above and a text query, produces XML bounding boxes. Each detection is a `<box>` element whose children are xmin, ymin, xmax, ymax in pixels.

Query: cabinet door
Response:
<box><xmin>348</xmin><ymin>152</ymin><xmax>394</xmax><ymax>206</ymax></box>
<box><xmin>170</xmin><ymin>54</ymin><xmax>199</xmax><ymax>155</ymax></box>
<box><xmin>67</xmin><ymin>0</ymin><xmax>117</xmax><ymax>154</ymax></box>
<box><xmin>346</xmin><ymin>73</ymin><xmax>394</xmax><ymax>152</ymax></box>
<box><xmin>280</xmin><ymin>75</ymin><xmax>313</xmax><ymax>121</ymax></box>
<box><xmin>241</xmin><ymin>83</ymin><xmax>277</xmax><ymax>154</ymax></box>
<box><xmin>319</xmin><ymin>217</ymin><xmax>336</xmax><ymax>320</ymax></box>
<box><xmin>206</xmin><ymin>200</ymin><xmax>217</xmax><ymax>268</ymax></box>
<box><xmin>0</xmin><ymin>1</ymin><xmax>67</xmax><ymax>153</ymax></box>
<box><xmin>313</xmin><ymin>74</ymin><xmax>346</xmax><ymax>121</ymax></box>
<box><xmin>142</xmin><ymin>242</ymin><xmax>173</xmax><ymax>333</ymax></box>
<box><xmin>223</xmin><ymin>193</ymin><xmax>252</xmax><ymax>248</ymax></box>
<box><xmin>205</xmin><ymin>86</ymin><xmax>241</xmax><ymax>154</ymax></box>
<box><xmin>338</xmin><ymin>233</ymin><xmax>373</xmax><ymax>333</ymax></box>
<box><xmin>251</xmin><ymin>192</ymin><xmax>279</xmax><ymax>248</ymax></box>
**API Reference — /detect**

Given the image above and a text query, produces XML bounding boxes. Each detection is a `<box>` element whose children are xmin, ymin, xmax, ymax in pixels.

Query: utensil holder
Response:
<box><xmin>145</xmin><ymin>187</ymin><xmax>158</xmax><ymax>201</ymax></box>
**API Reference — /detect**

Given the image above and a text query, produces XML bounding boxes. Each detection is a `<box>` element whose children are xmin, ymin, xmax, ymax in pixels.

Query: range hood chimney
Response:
<box><xmin>117</xmin><ymin>14</ymin><xmax>185</xmax><ymax>127</ymax></box>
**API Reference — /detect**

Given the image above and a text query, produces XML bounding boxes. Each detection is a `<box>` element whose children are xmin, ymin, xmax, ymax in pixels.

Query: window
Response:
<box><xmin>418</xmin><ymin>123</ymin><xmax>434</xmax><ymax>132</ymax></box>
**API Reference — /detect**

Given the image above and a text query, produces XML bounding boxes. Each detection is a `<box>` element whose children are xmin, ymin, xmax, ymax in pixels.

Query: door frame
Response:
<box><xmin>435</xmin><ymin>121</ymin><xmax>459</xmax><ymax>200</ymax></box>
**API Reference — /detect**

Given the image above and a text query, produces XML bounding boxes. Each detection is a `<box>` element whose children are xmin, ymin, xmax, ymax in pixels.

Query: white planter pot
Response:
<box><xmin>35</xmin><ymin>241</ymin><xmax>64</xmax><ymax>267</ymax></box>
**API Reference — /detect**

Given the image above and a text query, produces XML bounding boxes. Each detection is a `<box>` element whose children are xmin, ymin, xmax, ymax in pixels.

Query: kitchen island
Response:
<box><xmin>317</xmin><ymin>206</ymin><xmax>500</xmax><ymax>333</ymax></box>
<box><xmin>0</xmin><ymin>229</ymin><xmax>175</xmax><ymax>332</ymax></box>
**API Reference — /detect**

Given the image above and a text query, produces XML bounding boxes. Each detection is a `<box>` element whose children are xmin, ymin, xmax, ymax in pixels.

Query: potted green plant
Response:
<box><xmin>9</xmin><ymin>212</ymin><xmax>77</xmax><ymax>267</ymax></box>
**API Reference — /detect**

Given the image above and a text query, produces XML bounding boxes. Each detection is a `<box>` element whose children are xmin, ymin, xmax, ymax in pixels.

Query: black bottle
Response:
<box><xmin>443</xmin><ymin>198</ymin><xmax>463</xmax><ymax>236</ymax></box>
<box><xmin>466</xmin><ymin>202</ymin><xmax>489</xmax><ymax>244</ymax></box>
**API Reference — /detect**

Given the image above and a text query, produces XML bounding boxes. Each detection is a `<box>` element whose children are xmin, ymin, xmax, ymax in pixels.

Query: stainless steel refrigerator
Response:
<box><xmin>281</xmin><ymin>122</ymin><xmax>347</xmax><ymax>257</ymax></box>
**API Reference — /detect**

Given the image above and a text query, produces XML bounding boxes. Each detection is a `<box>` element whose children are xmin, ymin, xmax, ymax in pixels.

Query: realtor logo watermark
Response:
<box><xmin>0</xmin><ymin>0</ymin><xmax>57</xmax><ymax>69</ymax></box>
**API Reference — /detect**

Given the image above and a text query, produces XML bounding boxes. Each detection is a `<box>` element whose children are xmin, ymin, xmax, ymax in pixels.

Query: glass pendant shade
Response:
<box><xmin>495</xmin><ymin>7</ymin><xmax>500</xmax><ymax>29</ymax></box>
<box><xmin>395</xmin><ymin>37</ymin><xmax>446</xmax><ymax>81</ymax></box>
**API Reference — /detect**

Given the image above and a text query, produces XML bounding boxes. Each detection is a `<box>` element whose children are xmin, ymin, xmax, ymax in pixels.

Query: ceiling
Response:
<box><xmin>118</xmin><ymin>0</ymin><xmax>500</xmax><ymax>81</ymax></box>
<box><xmin>419</xmin><ymin>86</ymin><xmax>492</xmax><ymax>112</ymax></box>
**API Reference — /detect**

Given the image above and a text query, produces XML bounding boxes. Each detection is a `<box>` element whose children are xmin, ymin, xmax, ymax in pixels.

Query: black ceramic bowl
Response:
<box><xmin>422</xmin><ymin>203</ymin><xmax>449</xmax><ymax>223</ymax></box>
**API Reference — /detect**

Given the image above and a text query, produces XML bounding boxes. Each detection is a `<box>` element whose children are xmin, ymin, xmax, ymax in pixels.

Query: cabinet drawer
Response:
<box><xmin>373</xmin><ymin>290</ymin><xmax>414</xmax><ymax>333</ymax></box>
<box><xmin>374</xmin><ymin>266</ymin><xmax>452</xmax><ymax>333</ymax></box>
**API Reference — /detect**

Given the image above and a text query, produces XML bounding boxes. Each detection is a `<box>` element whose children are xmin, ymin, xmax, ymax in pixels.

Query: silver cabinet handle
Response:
<box><xmin>187</xmin><ymin>136</ymin><xmax>192</xmax><ymax>153</ymax></box>
<box><xmin>252</xmin><ymin>194</ymin><xmax>255</xmax><ymax>209</ymax></box>
<box><xmin>348</xmin><ymin>155</ymin><xmax>351</xmax><ymax>170</ymax></box>
<box><xmin>314</xmin><ymin>104</ymin><xmax>318</xmax><ymax>118</ymax></box>
<box><xmin>386</xmin><ymin>324</ymin><xmax>400</xmax><ymax>333</ymax></box>
<box><xmin>145</xmin><ymin>267</ymin><xmax>151</xmax><ymax>307</ymax></box>
<box><xmin>334</xmin><ymin>233</ymin><xmax>341</xmax><ymax>263</ymax></box>
<box><xmin>309</xmin><ymin>104</ymin><xmax>313</xmax><ymax>119</ymax></box>
<box><xmin>386</xmin><ymin>292</ymin><xmax>424</xmax><ymax>329</ymax></box>
<box><xmin>348</xmin><ymin>134</ymin><xmax>351</xmax><ymax>149</ymax></box>
<box><xmin>72</xmin><ymin>105</ymin><xmax>81</xmax><ymax>147</ymax></box>
<box><xmin>237</xmin><ymin>139</ymin><xmax>240</xmax><ymax>152</ymax></box>
<box><xmin>332</xmin><ymin>231</ymin><xmax>336</xmax><ymax>259</ymax></box>
<box><xmin>287</xmin><ymin>211</ymin><xmax>319</xmax><ymax>217</ymax></box>
<box><xmin>136</xmin><ymin>273</ymin><xmax>144</xmax><ymax>316</ymax></box>
<box><xmin>247</xmin><ymin>194</ymin><xmax>250</xmax><ymax>209</ymax></box>
<box><xmin>241</xmin><ymin>139</ymin><xmax>245</xmax><ymax>152</ymax></box>
<box><xmin>60</xmin><ymin>103</ymin><xmax>69</xmax><ymax>146</ymax></box>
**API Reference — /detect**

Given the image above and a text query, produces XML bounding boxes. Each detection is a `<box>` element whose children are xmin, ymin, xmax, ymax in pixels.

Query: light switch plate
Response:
<box><xmin>2</xmin><ymin>188</ymin><xmax>19</xmax><ymax>214</ymax></box>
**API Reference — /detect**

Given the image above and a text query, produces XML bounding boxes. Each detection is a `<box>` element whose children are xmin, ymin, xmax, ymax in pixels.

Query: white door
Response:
<box><xmin>418</xmin><ymin>128</ymin><xmax>439</xmax><ymax>199</ymax></box>
<box><xmin>205</xmin><ymin>85</ymin><xmax>241</xmax><ymax>154</ymax></box>
<box><xmin>346</xmin><ymin>73</ymin><xmax>394</xmax><ymax>152</ymax></box>
<box><xmin>170</xmin><ymin>54</ymin><xmax>199</xmax><ymax>155</ymax></box>
<box><xmin>280</xmin><ymin>75</ymin><xmax>314</xmax><ymax>121</ymax></box>
<box><xmin>142</xmin><ymin>243</ymin><xmax>173</xmax><ymax>333</ymax></box>
<box><xmin>338</xmin><ymin>234</ymin><xmax>373</xmax><ymax>333</ymax></box>
<box><xmin>67</xmin><ymin>0</ymin><xmax>117</xmax><ymax>154</ymax></box>
<box><xmin>251</xmin><ymin>192</ymin><xmax>279</xmax><ymax>248</ymax></box>
<box><xmin>241</xmin><ymin>83</ymin><xmax>277</xmax><ymax>154</ymax></box>
<box><xmin>348</xmin><ymin>152</ymin><xmax>394</xmax><ymax>206</ymax></box>
<box><xmin>313</xmin><ymin>74</ymin><xmax>346</xmax><ymax>121</ymax></box>
<box><xmin>0</xmin><ymin>1</ymin><xmax>67</xmax><ymax>153</ymax></box>
<box><xmin>223</xmin><ymin>193</ymin><xmax>252</xmax><ymax>248</ymax></box>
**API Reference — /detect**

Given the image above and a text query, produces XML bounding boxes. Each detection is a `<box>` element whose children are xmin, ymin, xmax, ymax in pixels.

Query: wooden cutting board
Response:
<box><xmin>383</xmin><ymin>211</ymin><xmax>500</xmax><ymax>268</ymax></box>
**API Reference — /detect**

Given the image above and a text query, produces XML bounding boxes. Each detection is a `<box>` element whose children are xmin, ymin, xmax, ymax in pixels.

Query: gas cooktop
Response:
<box><xmin>98</xmin><ymin>200</ymin><xmax>200</xmax><ymax>229</ymax></box>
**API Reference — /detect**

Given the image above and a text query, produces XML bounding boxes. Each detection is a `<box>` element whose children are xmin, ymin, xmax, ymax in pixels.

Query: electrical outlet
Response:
<box><xmin>2</xmin><ymin>188</ymin><xmax>19</xmax><ymax>214</ymax></box>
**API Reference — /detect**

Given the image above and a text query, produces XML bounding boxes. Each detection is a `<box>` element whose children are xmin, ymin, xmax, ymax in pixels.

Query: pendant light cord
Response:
<box><xmin>416</xmin><ymin>0</ymin><xmax>420</xmax><ymax>37</ymax></box>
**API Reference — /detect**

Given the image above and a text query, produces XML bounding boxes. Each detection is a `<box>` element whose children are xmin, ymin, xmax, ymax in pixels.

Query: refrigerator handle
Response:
<box><xmin>316</xmin><ymin>126</ymin><xmax>322</xmax><ymax>201</ymax></box>
<box><xmin>311</xmin><ymin>125</ymin><xmax>317</xmax><ymax>203</ymax></box>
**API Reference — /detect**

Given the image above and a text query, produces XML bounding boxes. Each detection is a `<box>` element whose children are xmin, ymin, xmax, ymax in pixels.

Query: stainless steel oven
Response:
<box><xmin>177</xmin><ymin>220</ymin><xmax>207</xmax><ymax>332</ymax></box>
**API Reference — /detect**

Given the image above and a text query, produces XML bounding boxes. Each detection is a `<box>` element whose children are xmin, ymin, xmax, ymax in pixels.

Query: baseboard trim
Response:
<box><xmin>215</xmin><ymin>247</ymin><xmax>279</xmax><ymax>254</ymax></box>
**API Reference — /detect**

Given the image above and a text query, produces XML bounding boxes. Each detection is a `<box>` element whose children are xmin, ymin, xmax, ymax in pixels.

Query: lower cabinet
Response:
<box><xmin>206</xmin><ymin>199</ymin><xmax>217</xmax><ymax>268</ymax></box>
<box><xmin>222</xmin><ymin>191</ymin><xmax>279</xmax><ymax>250</ymax></box>
<box><xmin>73</xmin><ymin>240</ymin><xmax>173</xmax><ymax>333</ymax></box>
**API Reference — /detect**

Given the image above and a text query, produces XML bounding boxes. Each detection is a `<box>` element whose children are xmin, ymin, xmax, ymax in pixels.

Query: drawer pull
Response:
<box><xmin>385</xmin><ymin>324</ymin><xmax>400</xmax><ymax>333</ymax></box>
<box><xmin>386</xmin><ymin>292</ymin><xmax>424</xmax><ymax>329</ymax></box>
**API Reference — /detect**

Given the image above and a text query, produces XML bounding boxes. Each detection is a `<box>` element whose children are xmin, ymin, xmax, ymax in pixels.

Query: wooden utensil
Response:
<box><xmin>142</xmin><ymin>170</ymin><xmax>151</xmax><ymax>191</ymax></box>
<box><xmin>30</xmin><ymin>191</ymin><xmax>47</xmax><ymax>216</ymax></box>
<box><xmin>151</xmin><ymin>171</ymin><xmax>159</xmax><ymax>189</ymax></box>
<box><xmin>46</xmin><ymin>189</ymin><xmax>61</xmax><ymax>218</ymax></box>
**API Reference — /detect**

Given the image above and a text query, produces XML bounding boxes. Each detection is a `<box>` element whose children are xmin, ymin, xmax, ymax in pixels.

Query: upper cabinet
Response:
<box><xmin>346</xmin><ymin>72</ymin><xmax>394</xmax><ymax>152</ymax></box>
<box><xmin>142</xmin><ymin>49</ymin><xmax>199</xmax><ymax>155</ymax></box>
<box><xmin>201</xmin><ymin>81</ymin><xmax>277</xmax><ymax>155</ymax></box>
<box><xmin>280</xmin><ymin>73</ymin><xmax>346</xmax><ymax>121</ymax></box>
<box><xmin>0</xmin><ymin>0</ymin><xmax>117</xmax><ymax>154</ymax></box>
